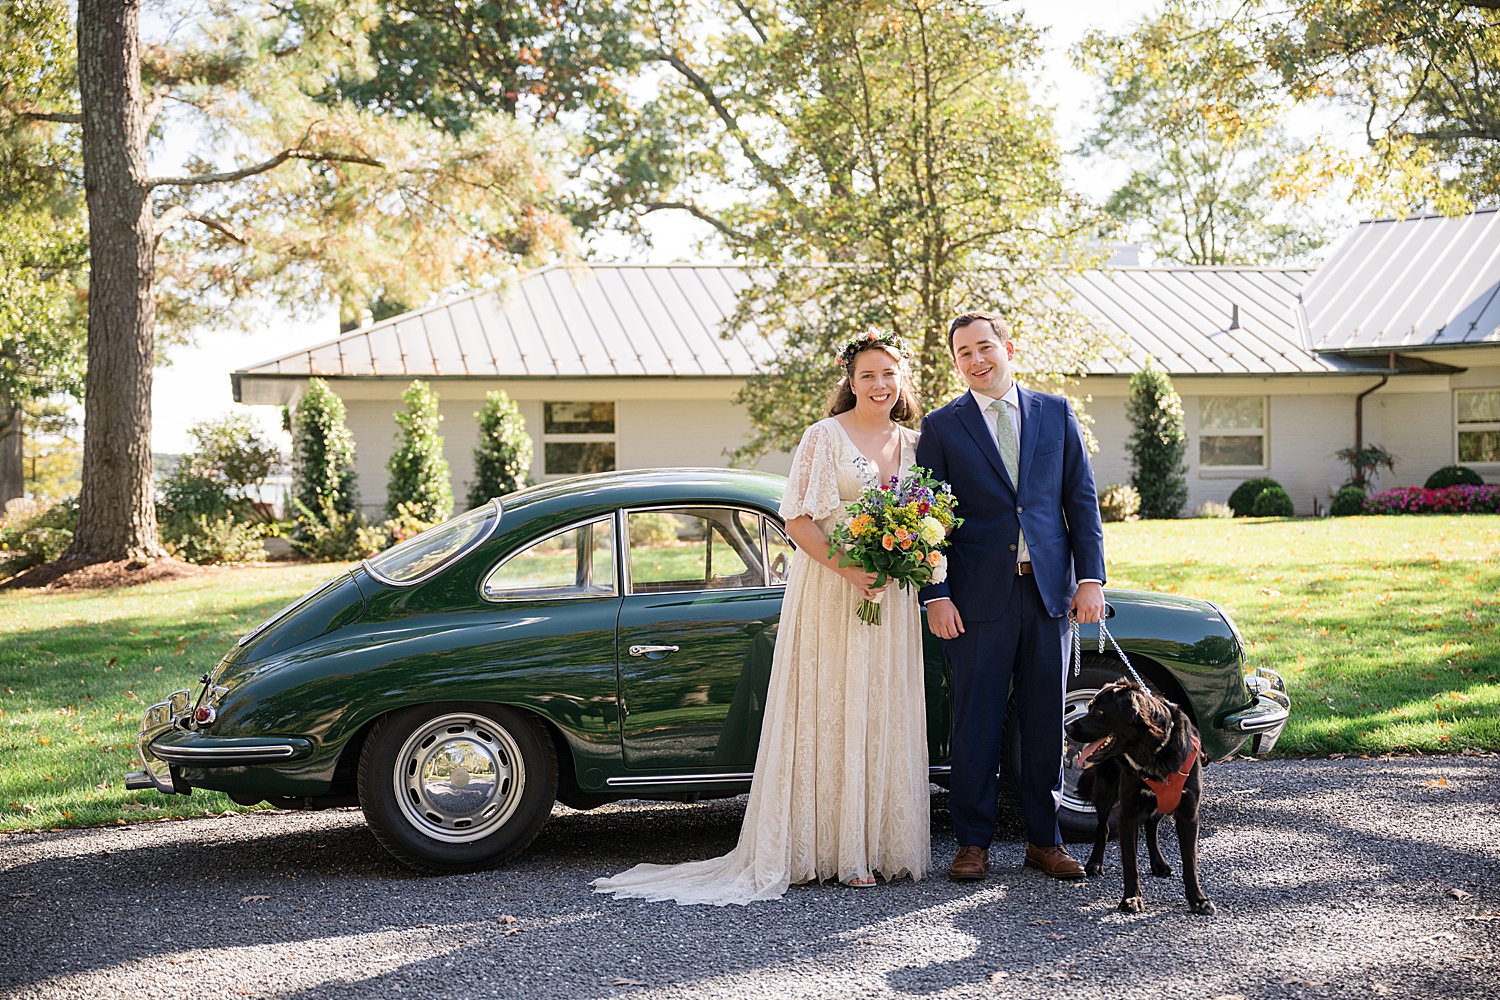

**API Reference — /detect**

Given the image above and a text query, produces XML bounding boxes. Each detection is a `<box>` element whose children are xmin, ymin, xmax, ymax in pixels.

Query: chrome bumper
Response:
<box><xmin>1220</xmin><ymin>666</ymin><xmax>1290</xmax><ymax>754</ymax></box>
<box><xmin>124</xmin><ymin>688</ymin><xmax>193</xmax><ymax>794</ymax></box>
<box><xmin>123</xmin><ymin>686</ymin><xmax>307</xmax><ymax>795</ymax></box>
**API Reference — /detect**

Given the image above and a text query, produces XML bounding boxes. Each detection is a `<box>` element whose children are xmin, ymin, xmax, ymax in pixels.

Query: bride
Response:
<box><xmin>592</xmin><ymin>330</ymin><xmax>931</xmax><ymax>905</ymax></box>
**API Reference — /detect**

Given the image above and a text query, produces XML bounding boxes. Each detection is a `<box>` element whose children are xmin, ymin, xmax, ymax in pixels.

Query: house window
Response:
<box><xmin>1457</xmin><ymin>390</ymin><xmax>1500</xmax><ymax>462</ymax></box>
<box><xmin>542</xmin><ymin>402</ymin><xmax>616</xmax><ymax>476</ymax></box>
<box><xmin>1199</xmin><ymin>396</ymin><xmax>1267</xmax><ymax>467</ymax></box>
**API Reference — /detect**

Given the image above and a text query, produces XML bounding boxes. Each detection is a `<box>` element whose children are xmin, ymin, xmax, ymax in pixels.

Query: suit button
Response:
<box><xmin>1016</xmin><ymin>506</ymin><xmax>1024</xmax><ymax>513</ymax></box>
<box><xmin>1009</xmin><ymin>544</ymin><xmax>1017</xmax><ymax>551</ymax></box>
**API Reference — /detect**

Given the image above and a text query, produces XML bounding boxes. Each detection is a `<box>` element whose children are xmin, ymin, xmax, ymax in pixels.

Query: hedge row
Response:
<box><xmin>1364</xmin><ymin>484</ymin><xmax>1500</xmax><ymax>515</ymax></box>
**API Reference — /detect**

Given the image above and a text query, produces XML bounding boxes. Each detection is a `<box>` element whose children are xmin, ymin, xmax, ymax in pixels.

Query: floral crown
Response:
<box><xmin>834</xmin><ymin>329</ymin><xmax>912</xmax><ymax>372</ymax></box>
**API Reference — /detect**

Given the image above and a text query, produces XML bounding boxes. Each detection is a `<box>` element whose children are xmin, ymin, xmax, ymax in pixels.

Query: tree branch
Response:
<box><xmin>152</xmin><ymin>206</ymin><xmax>246</xmax><ymax>247</ymax></box>
<box><xmin>147</xmin><ymin>148</ymin><xmax>383</xmax><ymax>189</ymax></box>
<box><xmin>641</xmin><ymin>201</ymin><xmax>749</xmax><ymax>243</ymax></box>
<box><xmin>1456</xmin><ymin>0</ymin><xmax>1500</xmax><ymax>9</ymax></box>
<box><xmin>19</xmin><ymin>111</ymin><xmax>82</xmax><ymax>123</ymax></box>
<box><xmin>1405</xmin><ymin>127</ymin><xmax>1500</xmax><ymax>141</ymax></box>
<box><xmin>142</xmin><ymin>85</ymin><xmax>171</xmax><ymax>129</ymax></box>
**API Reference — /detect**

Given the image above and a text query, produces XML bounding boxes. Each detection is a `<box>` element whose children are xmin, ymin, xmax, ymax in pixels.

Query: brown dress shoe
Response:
<box><xmin>949</xmin><ymin>845</ymin><xmax>989</xmax><ymax>882</ymax></box>
<box><xmin>1024</xmin><ymin>843</ymin><xmax>1086</xmax><ymax>880</ymax></box>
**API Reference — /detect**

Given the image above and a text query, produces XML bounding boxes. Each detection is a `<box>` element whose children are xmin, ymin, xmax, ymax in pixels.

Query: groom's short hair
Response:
<box><xmin>947</xmin><ymin>311</ymin><xmax>1010</xmax><ymax>353</ymax></box>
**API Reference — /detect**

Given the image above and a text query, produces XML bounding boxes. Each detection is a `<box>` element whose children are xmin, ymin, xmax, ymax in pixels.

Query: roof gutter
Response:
<box><xmin>1354</xmin><ymin>352</ymin><xmax>1396</xmax><ymax>453</ymax></box>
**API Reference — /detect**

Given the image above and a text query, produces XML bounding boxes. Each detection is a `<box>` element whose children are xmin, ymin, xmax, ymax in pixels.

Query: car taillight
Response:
<box><xmin>194</xmin><ymin>705</ymin><xmax>216</xmax><ymax>724</ymax></box>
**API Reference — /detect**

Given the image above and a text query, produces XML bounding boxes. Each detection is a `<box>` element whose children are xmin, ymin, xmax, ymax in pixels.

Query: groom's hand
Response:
<box><xmin>926</xmin><ymin>598</ymin><xmax>964</xmax><ymax>639</ymax></box>
<box><xmin>1071</xmin><ymin>582</ymin><xmax>1105</xmax><ymax>624</ymax></box>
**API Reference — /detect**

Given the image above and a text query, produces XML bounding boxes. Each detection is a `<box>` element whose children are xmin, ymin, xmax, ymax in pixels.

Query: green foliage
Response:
<box><xmin>1335</xmin><ymin>444</ymin><xmax>1398</xmax><ymax>490</ymax></box>
<box><xmin>1075</xmin><ymin>2</ymin><xmax>1329</xmax><ymax>264</ymax></box>
<box><xmin>292</xmin><ymin>378</ymin><xmax>358</xmax><ymax>519</ymax></box>
<box><xmin>468</xmin><ymin>390</ymin><xmax>531</xmax><ymax>508</ymax></box>
<box><xmin>1251</xmin><ymin>485</ymin><xmax>1295</xmax><ymax>518</ymax></box>
<box><xmin>386</xmin><ymin>380</ymin><xmax>452</xmax><ymax>523</ymax></box>
<box><xmin>1126</xmin><ymin>363</ymin><xmax>1188</xmax><ymax>519</ymax></box>
<box><xmin>158</xmin><ymin>413</ymin><xmax>280</xmax><ymax>538</ymax></box>
<box><xmin>164</xmin><ymin>515</ymin><xmax>267</xmax><ymax>566</ymax></box>
<box><xmin>1228</xmin><ymin>477</ymin><xmax>1283</xmax><ymax>517</ymax></box>
<box><xmin>1331</xmin><ymin>485</ymin><xmax>1368</xmax><ymax>517</ymax></box>
<box><xmin>288</xmin><ymin>496</ymin><xmax>379</xmax><ymax>563</ymax></box>
<box><xmin>0</xmin><ymin>495</ymin><xmax>76</xmax><ymax>575</ymax></box>
<box><xmin>1098</xmin><ymin>483</ymin><xmax>1142</xmax><ymax>523</ymax></box>
<box><xmin>1425</xmin><ymin>465</ymin><xmax>1484</xmax><ymax>489</ymax></box>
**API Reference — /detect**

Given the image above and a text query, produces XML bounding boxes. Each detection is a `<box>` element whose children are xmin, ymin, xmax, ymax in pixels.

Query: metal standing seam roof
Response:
<box><xmin>1299</xmin><ymin>206</ymin><xmax>1500</xmax><ymax>353</ymax></box>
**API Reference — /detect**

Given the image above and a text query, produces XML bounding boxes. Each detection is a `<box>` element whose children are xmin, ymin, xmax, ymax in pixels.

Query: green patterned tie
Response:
<box><xmin>990</xmin><ymin>399</ymin><xmax>1028</xmax><ymax>561</ymax></box>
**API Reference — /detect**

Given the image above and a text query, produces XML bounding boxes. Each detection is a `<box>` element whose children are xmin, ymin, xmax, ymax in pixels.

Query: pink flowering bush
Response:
<box><xmin>1363</xmin><ymin>484</ymin><xmax>1500</xmax><ymax>515</ymax></box>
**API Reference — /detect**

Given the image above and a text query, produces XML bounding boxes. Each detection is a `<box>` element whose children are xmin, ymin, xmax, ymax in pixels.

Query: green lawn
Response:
<box><xmin>3</xmin><ymin>515</ymin><xmax>1498</xmax><ymax>832</ymax></box>
<box><xmin>0</xmin><ymin>563</ymin><xmax>356</xmax><ymax>833</ymax></box>
<box><xmin>1104</xmin><ymin>515</ymin><xmax>1500</xmax><ymax>756</ymax></box>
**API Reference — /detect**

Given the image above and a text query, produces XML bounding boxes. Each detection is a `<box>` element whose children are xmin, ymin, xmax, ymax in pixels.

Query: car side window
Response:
<box><xmin>765</xmin><ymin>520</ymin><xmax>795</xmax><ymax>586</ymax></box>
<box><xmin>627</xmin><ymin>508</ymin><xmax>767</xmax><ymax>593</ymax></box>
<box><xmin>482</xmin><ymin>516</ymin><xmax>617</xmax><ymax>601</ymax></box>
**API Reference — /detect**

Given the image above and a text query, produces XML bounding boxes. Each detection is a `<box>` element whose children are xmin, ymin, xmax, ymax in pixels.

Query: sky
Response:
<box><xmin>147</xmin><ymin>0</ymin><xmax>1365</xmax><ymax>454</ymax></box>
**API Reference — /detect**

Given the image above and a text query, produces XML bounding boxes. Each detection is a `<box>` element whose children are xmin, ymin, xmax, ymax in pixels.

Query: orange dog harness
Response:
<box><xmin>1141</xmin><ymin>734</ymin><xmax>1201</xmax><ymax>815</ymax></box>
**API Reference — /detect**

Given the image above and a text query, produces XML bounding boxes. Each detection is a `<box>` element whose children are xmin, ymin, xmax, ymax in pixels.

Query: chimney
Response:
<box><xmin>1229</xmin><ymin>304</ymin><xmax>1241</xmax><ymax>329</ymax></box>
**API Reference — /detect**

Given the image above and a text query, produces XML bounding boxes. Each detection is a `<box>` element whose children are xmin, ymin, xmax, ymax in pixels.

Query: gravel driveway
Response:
<box><xmin>2</xmin><ymin>756</ymin><xmax>1498</xmax><ymax>1000</ymax></box>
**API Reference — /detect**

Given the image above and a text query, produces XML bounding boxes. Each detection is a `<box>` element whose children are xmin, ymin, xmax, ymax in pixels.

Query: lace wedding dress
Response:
<box><xmin>592</xmin><ymin>418</ymin><xmax>930</xmax><ymax>905</ymax></box>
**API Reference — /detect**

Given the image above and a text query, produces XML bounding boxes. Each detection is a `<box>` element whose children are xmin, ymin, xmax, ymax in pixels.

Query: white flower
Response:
<box><xmin>930</xmin><ymin>553</ymin><xmax>947</xmax><ymax>585</ymax></box>
<box><xmin>918</xmin><ymin>516</ymin><xmax>944</xmax><ymax>546</ymax></box>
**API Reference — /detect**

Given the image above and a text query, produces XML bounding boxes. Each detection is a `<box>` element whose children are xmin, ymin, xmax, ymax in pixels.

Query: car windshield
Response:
<box><xmin>365</xmin><ymin>503</ymin><xmax>499</xmax><ymax>585</ymax></box>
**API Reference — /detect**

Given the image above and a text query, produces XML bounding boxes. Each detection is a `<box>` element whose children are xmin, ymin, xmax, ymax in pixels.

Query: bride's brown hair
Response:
<box><xmin>824</xmin><ymin>333</ymin><xmax>921</xmax><ymax>421</ymax></box>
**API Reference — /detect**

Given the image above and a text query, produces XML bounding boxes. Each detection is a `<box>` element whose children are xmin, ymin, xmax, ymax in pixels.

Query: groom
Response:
<box><xmin>917</xmin><ymin>311</ymin><xmax>1106</xmax><ymax>882</ymax></box>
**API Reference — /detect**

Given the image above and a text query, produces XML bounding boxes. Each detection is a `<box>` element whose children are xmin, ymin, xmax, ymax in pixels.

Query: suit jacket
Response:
<box><xmin>916</xmin><ymin>387</ymin><xmax>1105</xmax><ymax>621</ymax></box>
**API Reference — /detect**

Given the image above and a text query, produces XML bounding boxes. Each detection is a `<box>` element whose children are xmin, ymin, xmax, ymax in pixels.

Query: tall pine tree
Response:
<box><xmin>1127</xmin><ymin>362</ymin><xmax>1188</xmax><ymax>519</ymax></box>
<box><xmin>387</xmin><ymin>380</ymin><xmax>452</xmax><ymax>523</ymax></box>
<box><xmin>292</xmin><ymin>378</ymin><xmax>358</xmax><ymax>518</ymax></box>
<box><xmin>467</xmin><ymin>390</ymin><xmax>531</xmax><ymax>508</ymax></box>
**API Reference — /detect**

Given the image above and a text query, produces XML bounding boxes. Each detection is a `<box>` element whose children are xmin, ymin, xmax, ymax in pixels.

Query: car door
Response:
<box><xmin>616</xmin><ymin>507</ymin><xmax>790</xmax><ymax>771</ymax></box>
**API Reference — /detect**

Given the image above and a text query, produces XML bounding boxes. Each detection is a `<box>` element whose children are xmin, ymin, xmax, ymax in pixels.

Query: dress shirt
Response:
<box><xmin>924</xmin><ymin>382</ymin><xmax>1101</xmax><ymax>603</ymax></box>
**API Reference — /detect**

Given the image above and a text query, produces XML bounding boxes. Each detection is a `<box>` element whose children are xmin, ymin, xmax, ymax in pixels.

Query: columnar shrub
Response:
<box><xmin>468</xmin><ymin>390</ymin><xmax>532</xmax><ymax>509</ymax></box>
<box><xmin>1227</xmin><ymin>477</ymin><xmax>1282</xmax><ymax>517</ymax></box>
<box><xmin>1365</xmin><ymin>485</ymin><xmax>1500</xmax><ymax>515</ymax></box>
<box><xmin>1126</xmin><ymin>363</ymin><xmax>1188</xmax><ymax>519</ymax></box>
<box><xmin>387</xmin><ymin>380</ymin><xmax>453</xmax><ymax>523</ymax></box>
<box><xmin>293</xmin><ymin>378</ymin><xmax>358</xmax><ymax>517</ymax></box>
<box><xmin>1330</xmin><ymin>486</ymin><xmax>1366</xmax><ymax>516</ymax></box>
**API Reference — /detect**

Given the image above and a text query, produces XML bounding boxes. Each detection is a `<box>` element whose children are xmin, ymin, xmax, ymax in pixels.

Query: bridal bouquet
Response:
<box><xmin>827</xmin><ymin>465</ymin><xmax>963</xmax><ymax>625</ymax></box>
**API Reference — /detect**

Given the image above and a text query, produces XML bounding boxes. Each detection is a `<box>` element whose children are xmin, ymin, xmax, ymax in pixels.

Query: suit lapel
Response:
<box><xmin>1016</xmin><ymin>387</ymin><xmax>1043</xmax><ymax>489</ymax></box>
<box><xmin>953</xmin><ymin>392</ymin><xmax>1014</xmax><ymax>493</ymax></box>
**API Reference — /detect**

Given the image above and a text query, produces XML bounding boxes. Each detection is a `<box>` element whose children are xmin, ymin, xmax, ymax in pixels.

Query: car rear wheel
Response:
<box><xmin>1002</xmin><ymin>655</ymin><xmax>1125</xmax><ymax>843</ymax></box>
<box><xmin>358</xmin><ymin>703</ymin><xmax>557</xmax><ymax>874</ymax></box>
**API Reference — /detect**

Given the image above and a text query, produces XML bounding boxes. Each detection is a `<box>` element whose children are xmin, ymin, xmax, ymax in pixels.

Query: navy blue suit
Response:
<box><xmin>917</xmin><ymin>387</ymin><xmax>1105</xmax><ymax>847</ymax></box>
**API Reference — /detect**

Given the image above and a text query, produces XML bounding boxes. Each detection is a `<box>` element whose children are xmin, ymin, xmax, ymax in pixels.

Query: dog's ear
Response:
<box><xmin>1130</xmin><ymin>687</ymin><xmax>1172</xmax><ymax>743</ymax></box>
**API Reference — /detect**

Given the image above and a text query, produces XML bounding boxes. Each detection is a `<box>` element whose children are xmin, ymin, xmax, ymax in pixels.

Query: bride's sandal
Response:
<box><xmin>842</xmin><ymin>875</ymin><xmax>877</xmax><ymax>888</ymax></box>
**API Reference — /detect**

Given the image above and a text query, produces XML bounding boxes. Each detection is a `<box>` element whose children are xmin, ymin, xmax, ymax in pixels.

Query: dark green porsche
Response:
<box><xmin>126</xmin><ymin>469</ymin><xmax>1288</xmax><ymax>872</ymax></box>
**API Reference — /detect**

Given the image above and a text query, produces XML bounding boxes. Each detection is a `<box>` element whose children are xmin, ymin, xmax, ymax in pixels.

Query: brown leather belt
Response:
<box><xmin>1015</xmin><ymin>561</ymin><xmax>1033</xmax><ymax>576</ymax></box>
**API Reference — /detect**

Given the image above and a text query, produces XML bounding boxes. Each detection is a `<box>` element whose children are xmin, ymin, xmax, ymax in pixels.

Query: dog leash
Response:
<box><xmin>1070</xmin><ymin>614</ymin><xmax>1150</xmax><ymax>692</ymax></box>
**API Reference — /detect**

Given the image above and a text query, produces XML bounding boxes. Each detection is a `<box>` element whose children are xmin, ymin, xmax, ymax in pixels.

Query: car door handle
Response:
<box><xmin>628</xmin><ymin>644</ymin><xmax>679</xmax><ymax>658</ymax></box>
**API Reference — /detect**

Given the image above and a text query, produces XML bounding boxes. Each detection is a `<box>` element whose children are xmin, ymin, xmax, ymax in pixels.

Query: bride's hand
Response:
<box><xmin>840</xmin><ymin>566</ymin><xmax>888</xmax><ymax>599</ymax></box>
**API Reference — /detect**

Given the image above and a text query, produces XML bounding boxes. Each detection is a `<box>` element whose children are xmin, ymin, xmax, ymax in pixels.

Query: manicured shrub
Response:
<box><xmin>1228</xmin><ymin>477</ymin><xmax>1283</xmax><ymax>517</ymax></box>
<box><xmin>387</xmin><ymin>380</ymin><xmax>453</xmax><ymax>523</ymax></box>
<box><xmin>468</xmin><ymin>390</ymin><xmax>532</xmax><ymax>508</ymax></box>
<box><xmin>1126</xmin><ymin>363</ymin><xmax>1188</xmax><ymax>519</ymax></box>
<box><xmin>1251</xmin><ymin>485</ymin><xmax>1294</xmax><ymax>517</ymax></box>
<box><xmin>1330</xmin><ymin>486</ymin><xmax>1367</xmax><ymax>517</ymax></box>
<box><xmin>292</xmin><ymin>378</ymin><xmax>358</xmax><ymax>518</ymax></box>
<box><xmin>1424</xmin><ymin>465</ymin><xmax>1484</xmax><ymax>489</ymax></box>
<box><xmin>1195</xmin><ymin>501</ymin><xmax>1233</xmax><ymax>518</ymax></box>
<box><xmin>0</xmin><ymin>496</ymin><xmax>77</xmax><ymax>575</ymax></box>
<box><xmin>1097</xmin><ymin>483</ymin><xmax>1142</xmax><ymax>522</ymax></box>
<box><xmin>288</xmin><ymin>497</ymin><xmax>382</xmax><ymax>562</ymax></box>
<box><xmin>157</xmin><ymin>413</ymin><xmax>281</xmax><ymax>537</ymax></box>
<box><xmin>164</xmin><ymin>515</ymin><xmax>267</xmax><ymax>565</ymax></box>
<box><xmin>1364</xmin><ymin>485</ymin><xmax>1500</xmax><ymax>515</ymax></box>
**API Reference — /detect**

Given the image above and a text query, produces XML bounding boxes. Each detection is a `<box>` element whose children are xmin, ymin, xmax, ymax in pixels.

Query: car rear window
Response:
<box><xmin>364</xmin><ymin>502</ymin><xmax>499</xmax><ymax>585</ymax></box>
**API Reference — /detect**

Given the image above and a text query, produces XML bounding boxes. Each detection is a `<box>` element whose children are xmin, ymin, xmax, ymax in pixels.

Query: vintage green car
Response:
<box><xmin>126</xmin><ymin>469</ymin><xmax>1288</xmax><ymax>872</ymax></box>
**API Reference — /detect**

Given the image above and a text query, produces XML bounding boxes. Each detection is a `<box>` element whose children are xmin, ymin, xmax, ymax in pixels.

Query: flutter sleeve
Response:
<box><xmin>779</xmin><ymin>421</ymin><xmax>844</xmax><ymax>522</ymax></box>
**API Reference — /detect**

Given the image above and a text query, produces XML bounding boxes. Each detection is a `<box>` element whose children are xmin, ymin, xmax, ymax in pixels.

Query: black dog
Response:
<box><xmin>1067</xmin><ymin>678</ymin><xmax>1216</xmax><ymax>915</ymax></box>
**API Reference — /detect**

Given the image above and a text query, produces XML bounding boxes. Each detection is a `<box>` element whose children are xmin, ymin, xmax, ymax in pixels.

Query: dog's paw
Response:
<box><xmin>1189</xmin><ymin>898</ymin><xmax>1216</xmax><ymax>916</ymax></box>
<box><xmin>1119</xmin><ymin>896</ymin><xmax>1145</xmax><ymax>913</ymax></box>
<box><xmin>1150</xmin><ymin>862</ymin><xmax>1174</xmax><ymax>877</ymax></box>
<box><xmin>1085</xmin><ymin>862</ymin><xmax>1104</xmax><ymax>878</ymax></box>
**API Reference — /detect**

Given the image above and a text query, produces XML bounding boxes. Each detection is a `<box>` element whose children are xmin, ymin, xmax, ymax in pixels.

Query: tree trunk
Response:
<box><xmin>68</xmin><ymin>0</ymin><xmax>163</xmax><ymax>563</ymax></box>
<box><xmin>0</xmin><ymin>397</ymin><xmax>22</xmax><ymax>506</ymax></box>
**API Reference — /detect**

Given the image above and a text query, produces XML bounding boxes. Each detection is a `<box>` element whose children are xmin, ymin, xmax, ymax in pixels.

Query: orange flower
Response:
<box><xmin>882</xmin><ymin>534</ymin><xmax>895</xmax><ymax>550</ymax></box>
<box><xmin>927</xmin><ymin>550</ymin><xmax>942</xmax><ymax>567</ymax></box>
<box><xmin>900</xmin><ymin>538</ymin><xmax>913</xmax><ymax>550</ymax></box>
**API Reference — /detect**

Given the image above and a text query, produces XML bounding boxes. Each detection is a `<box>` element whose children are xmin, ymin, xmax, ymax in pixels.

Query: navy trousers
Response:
<box><xmin>945</xmin><ymin>573</ymin><xmax>1069</xmax><ymax>848</ymax></box>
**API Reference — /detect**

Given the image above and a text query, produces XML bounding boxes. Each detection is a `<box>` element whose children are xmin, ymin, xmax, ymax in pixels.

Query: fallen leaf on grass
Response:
<box><xmin>612</xmin><ymin>978</ymin><xmax>647</xmax><ymax>986</ymax></box>
<box><xmin>241</xmin><ymin>895</ymin><xmax>270</xmax><ymax>902</ymax></box>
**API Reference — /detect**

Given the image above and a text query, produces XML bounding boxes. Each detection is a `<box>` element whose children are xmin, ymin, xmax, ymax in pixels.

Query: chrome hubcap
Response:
<box><xmin>1061</xmin><ymin>688</ymin><xmax>1101</xmax><ymax>816</ymax></box>
<box><xmin>393</xmin><ymin>713</ymin><xmax>524</xmax><ymax>843</ymax></box>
